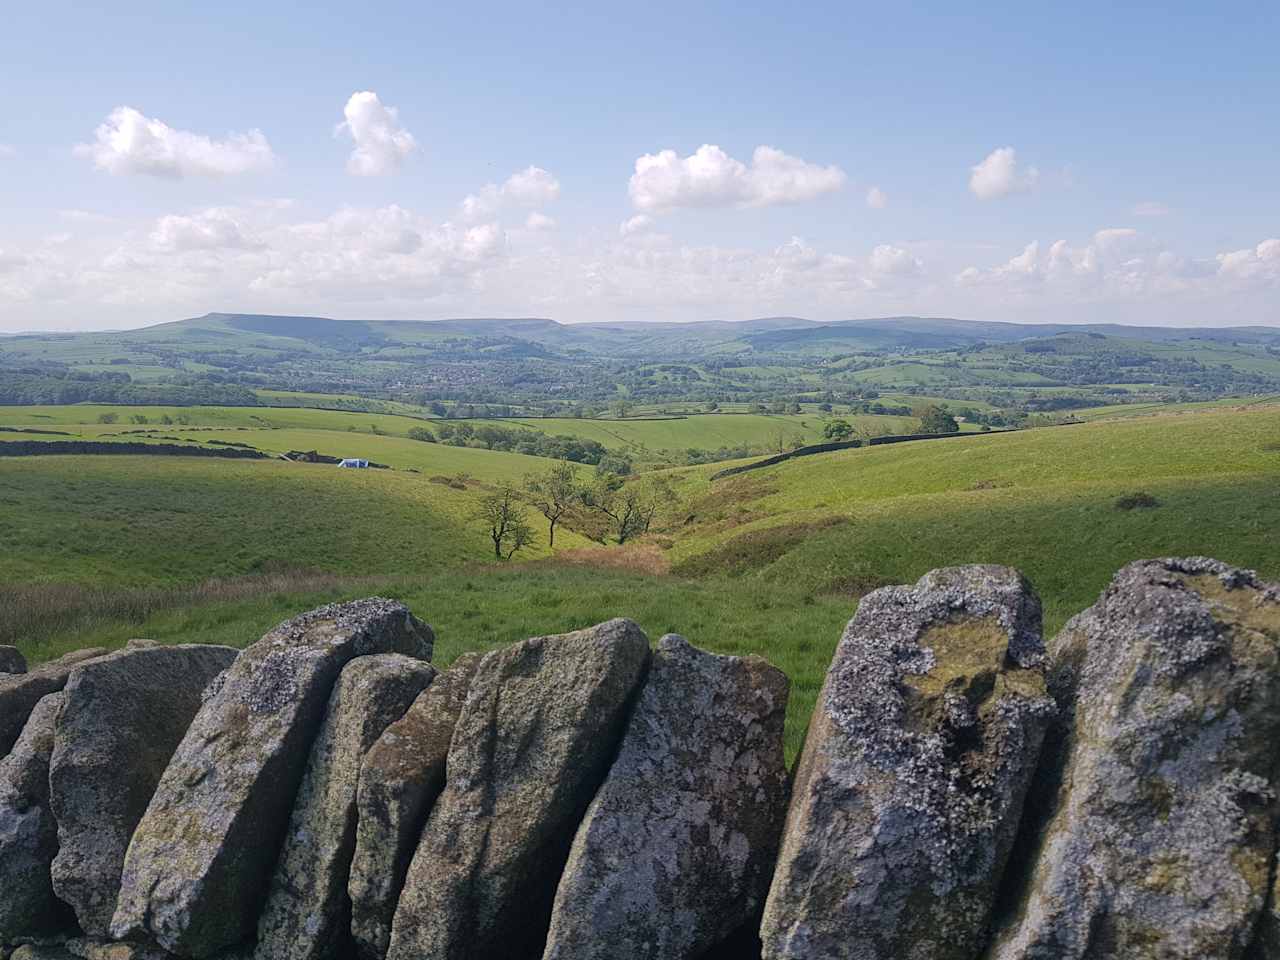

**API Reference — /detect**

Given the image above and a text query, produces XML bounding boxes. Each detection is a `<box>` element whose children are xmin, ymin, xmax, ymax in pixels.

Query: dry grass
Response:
<box><xmin>0</xmin><ymin>570</ymin><xmax>390</xmax><ymax>648</ymax></box>
<box><xmin>554</xmin><ymin>541</ymin><xmax>672</xmax><ymax>576</ymax></box>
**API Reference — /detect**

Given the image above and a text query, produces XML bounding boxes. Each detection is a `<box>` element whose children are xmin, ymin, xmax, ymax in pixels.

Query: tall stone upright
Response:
<box><xmin>386</xmin><ymin>619</ymin><xmax>650</xmax><ymax>960</ymax></box>
<box><xmin>761</xmin><ymin>565</ymin><xmax>1054</xmax><ymax>960</ymax></box>
<box><xmin>111</xmin><ymin>599</ymin><xmax>433</xmax><ymax>959</ymax></box>
<box><xmin>543</xmin><ymin>634</ymin><xmax>790</xmax><ymax>960</ymax></box>
<box><xmin>0</xmin><ymin>648</ymin><xmax>106</xmax><ymax>758</ymax></box>
<box><xmin>255</xmin><ymin>653</ymin><xmax>436</xmax><ymax>960</ymax></box>
<box><xmin>0</xmin><ymin>692</ymin><xmax>67</xmax><ymax>942</ymax></box>
<box><xmin>987</xmin><ymin>558</ymin><xmax>1280</xmax><ymax>960</ymax></box>
<box><xmin>49</xmin><ymin>644</ymin><xmax>239</xmax><ymax>936</ymax></box>
<box><xmin>349</xmin><ymin>652</ymin><xmax>484</xmax><ymax>960</ymax></box>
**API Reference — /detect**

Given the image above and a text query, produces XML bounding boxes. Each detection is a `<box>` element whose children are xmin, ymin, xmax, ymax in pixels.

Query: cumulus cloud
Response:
<box><xmin>866</xmin><ymin>186</ymin><xmax>888</xmax><ymax>209</ymax></box>
<box><xmin>868</xmin><ymin>244</ymin><xmax>922</xmax><ymax>278</ymax></box>
<box><xmin>524</xmin><ymin>212</ymin><xmax>556</xmax><ymax>231</ymax></box>
<box><xmin>619</xmin><ymin>214</ymin><xmax>655</xmax><ymax>237</ymax></box>
<box><xmin>337</xmin><ymin>92</ymin><xmax>417</xmax><ymax>176</ymax></box>
<box><xmin>628</xmin><ymin>144</ymin><xmax>846</xmax><ymax>212</ymax></box>
<box><xmin>461</xmin><ymin>166</ymin><xmax>561</xmax><ymax>220</ymax></box>
<box><xmin>968</xmin><ymin>147</ymin><xmax>1039</xmax><ymax>200</ymax></box>
<box><xmin>150</xmin><ymin>208</ymin><xmax>261</xmax><ymax>252</ymax></box>
<box><xmin>952</xmin><ymin>228</ymin><xmax>1274</xmax><ymax>302</ymax></box>
<box><xmin>1217</xmin><ymin>238</ymin><xmax>1280</xmax><ymax>282</ymax></box>
<box><xmin>75</xmin><ymin>106</ymin><xmax>276</xmax><ymax>178</ymax></box>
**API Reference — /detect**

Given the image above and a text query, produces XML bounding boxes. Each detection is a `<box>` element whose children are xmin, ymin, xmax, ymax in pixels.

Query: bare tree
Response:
<box><xmin>580</xmin><ymin>475</ymin><xmax>675</xmax><ymax>545</ymax></box>
<box><xmin>473</xmin><ymin>484</ymin><xmax>537</xmax><ymax>560</ymax></box>
<box><xmin>523</xmin><ymin>462</ymin><xmax>578</xmax><ymax>547</ymax></box>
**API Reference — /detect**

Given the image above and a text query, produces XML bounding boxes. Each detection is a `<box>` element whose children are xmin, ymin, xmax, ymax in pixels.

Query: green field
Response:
<box><xmin>5</xmin><ymin>404</ymin><xmax>1278</xmax><ymax>757</ymax></box>
<box><xmin>0</xmin><ymin>403</ymin><xmax>929</xmax><ymax>467</ymax></box>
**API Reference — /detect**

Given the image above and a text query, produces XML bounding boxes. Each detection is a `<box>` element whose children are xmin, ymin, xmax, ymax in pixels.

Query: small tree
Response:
<box><xmin>580</xmin><ymin>476</ymin><xmax>675</xmax><ymax>545</ymax></box>
<box><xmin>96</xmin><ymin>412</ymin><xmax>118</xmax><ymax>424</ymax></box>
<box><xmin>473</xmin><ymin>485</ymin><xmax>536</xmax><ymax>560</ymax></box>
<box><xmin>524</xmin><ymin>462</ymin><xmax>579</xmax><ymax>547</ymax></box>
<box><xmin>407</xmin><ymin>426</ymin><xmax>436</xmax><ymax>443</ymax></box>
<box><xmin>823</xmin><ymin>419</ymin><xmax>854</xmax><ymax>441</ymax></box>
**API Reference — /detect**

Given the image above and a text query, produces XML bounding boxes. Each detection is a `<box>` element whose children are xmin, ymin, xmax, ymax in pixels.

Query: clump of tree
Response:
<box><xmin>916</xmin><ymin>405</ymin><xmax>960</xmax><ymax>434</ymax></box>
<box><xmin>578</xmin><ymin>475</ymin><xmax>676</xmax><ymax>545</ymax></box>
<box><xmin>407</xmin><ymin>426</ymin><xmax>437</xmax><ymax>442</ymax></box>
<box><xmin>822</xmin><ymin>419</ymin><xmax>855</xmax><ymax>442</ymax></box>
<box><xmin>473</xmin><ymin>484</ymin><xmax>536</xmax><ymax>559</ymax></box>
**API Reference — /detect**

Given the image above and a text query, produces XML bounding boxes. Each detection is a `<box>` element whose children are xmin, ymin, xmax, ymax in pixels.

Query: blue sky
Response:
<box><xmin>1</xmin><ymin>0</ymin><xmax>1276</xmax><ymax>330</ymax></box>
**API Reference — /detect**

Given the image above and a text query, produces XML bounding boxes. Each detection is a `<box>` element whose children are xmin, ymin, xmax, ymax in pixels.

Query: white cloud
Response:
<box><xmin>524</xmin><ymin>212</ymin><xmax>557</xmax><ymax>231</ymax></box>
<box><xmin>461</xmin><ymin>166</ymin><xmax>561</xmax><ymax>220</ymax></box>
<box><xmin>1217</xmin><ymin>238</ymin><xmax>1280</xmax><ymax>282</ymax></box>
<box><xmin>866</xmin><ymin>186</ymin><xmax>888</xmax><ymax>209</ymax></box>
<box><xmin>968</xmin><ymin>147</ymin><xmax>1039</xmax><ymax>200</ymax></box>
<box><xmin>952</xmin><ymin>228</ymin><xmax>1276</xmax><ymax>303</ymax></box>
<box><xmin>868</xmin><ymin>244</ymin><xmax>922</xmax><ymax>277</ymax></box>
<box><xmin>75</xmin><ymin>107</ymin><xmax>276</xmax><ymax>178</ymax></box>
<box><xmin>149</xmin><ymin>208</ymin><xmax>261</xmax><ymax>252</ymax></box>
<box><xmin>1132</xmin><ymin>200</ymin><xmax>1171</xmax><ymax>217</ymax></box>
<box><xmin>336</xmin><ymin>92</ymin><xmax>417</xmax><ymax>176</ymax></box>
<box><xmin>619</xmin><ymin>214</ymin><xmax>655</xmax><ymax>237</ymax></box>
<box><xmin>0</xmin><ymin>145</ymin><xmax>16</xmax><ymax>159</ymax></box>
<box><xmin>628</xmin><ymin>144</ymin><xmax>846</xmax><ymax>211</ymax></box>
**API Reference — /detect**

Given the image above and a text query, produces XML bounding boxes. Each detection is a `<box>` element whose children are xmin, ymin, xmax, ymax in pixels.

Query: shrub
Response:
<box><xmin>407</xmin><ymin>426</ymin><xmax>437</xmax><ymax>443</ymax></box>
<box><xmin>1115</xmin><ymin>492</ymin><xmax>1161</xmax><ymax>511</ymax></box>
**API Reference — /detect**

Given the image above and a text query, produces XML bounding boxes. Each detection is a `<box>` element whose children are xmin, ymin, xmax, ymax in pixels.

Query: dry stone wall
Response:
<box><xmin>2</xmin><ymin>557</ymin><xmax>1279</xmax><ymax>960</ymax></box>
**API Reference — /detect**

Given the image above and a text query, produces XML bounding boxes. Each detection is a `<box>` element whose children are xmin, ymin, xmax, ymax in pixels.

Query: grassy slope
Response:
<box><xmin>5</xmin><ymin>406</ymin><xmax>1278</xmax><ymax>757</ymax></box>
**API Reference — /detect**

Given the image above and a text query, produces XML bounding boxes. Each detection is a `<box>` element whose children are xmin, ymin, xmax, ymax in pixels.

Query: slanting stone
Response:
<box><xmin>255</xmin><ymin>654</ymin><xmax>436</xmax><ymax>960</ymax></box>
<box><xmin>0</xmin><ymin>645</ymin><xmax>27</xmax><ymax>674</ymax></box>
<box><xmin>349</xmin><ymin>653</ymin><xmax>484</xmax><ymax>960</ymax></box>
<box><xmin>988</xmin><ymin>558</ymin><xmax>1280</xmax><ymax>960</ymax></box>
<box><xmin>760</xmin><ymin>565</ymin><xmax>1053</xmax><ymax>960</ymax></box>
<box><xmin>386</xmin><ymin>619</ymin><xmax>651</xmax><ymax>960</ymax></box>
<box><xmin>49</xmin><ymin>644</ymin><xmax>239</xmax><ymax>936</ymax></box>
<box><xmin>111</xmin><ymin>599</ymin><xmax>433</xmax><ymax>959</ymax></box>
<box><xmin>543</xmin><ymin>634</ymin><xmax>790</xmax><ymax>960</ymax></box>
<box><xmin>0</xmin><ymin>693</ymin><xmax>67</xmax><ymax>942</ymax></box>
<box><xmin>0</xmin><ymin>649</ymin><xmax>106</xmax><ymax>758</ymax></box>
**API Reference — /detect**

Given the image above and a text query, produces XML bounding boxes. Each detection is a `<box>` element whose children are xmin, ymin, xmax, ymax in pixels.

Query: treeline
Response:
<box><xmin>0</xmin><ymin>369</ymin><xmax>260</xmax><ymax>407</ymax></box>
<box><xmin>421</xmin><ymin>422</ymin><xmax>623</xmax><ymax>469</ymax></box>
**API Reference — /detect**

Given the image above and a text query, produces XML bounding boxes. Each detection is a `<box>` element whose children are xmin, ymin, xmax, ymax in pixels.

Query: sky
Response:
<box><xmin>1</xmin><ymin>0</ymin><xmax>1277</xmax><ymax>331</ymax></box>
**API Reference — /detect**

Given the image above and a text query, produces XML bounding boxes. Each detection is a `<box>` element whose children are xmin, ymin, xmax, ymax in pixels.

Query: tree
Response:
<box><xmin>823</xmin><ymin>419</ymin><xmax>854</xmax><ymax>441</ymax></box>
<box><xmin>524</xmin><ymin>463</ymin><xmax>578</xmax><ymax>547</ymax></box>
<box><xmin>917</xmin><ymin>405</ymin><xmax>960</xmax><ymax>434</ymax></box>
<box><xmin>579</xmin><ymin>476</ymin><xmax>674</xmax><ymax>545</ymax></box>
<box><xmin>407</xmin><ymin>426</ymin><xmax>436</xmax><ymax>442</ymax></box>
<box><xmin>96</xmin><ymin>412</ymin><xmax>118</xmax><ymax>424</ymax></box>
<box><xmin>473</xmin><ymin>485</ymin><xmax>536</xmax><ymax>560</ymax></box>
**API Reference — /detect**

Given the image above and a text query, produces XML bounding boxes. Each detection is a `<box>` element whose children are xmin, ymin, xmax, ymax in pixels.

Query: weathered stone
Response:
<box><xmin>124</xmin><ymin>640</ymin><xmax>158</xmax><ymax>650</ymax></box>
<box><xmin>0</xmin><ymin>649</ymin><xmax>106</xmax><ymax>758</ymax></box>
<box><xmin>254</xmin><ymin>654</ymin><xmax>436</xmax><ymax>960</ymax></box>
<box><xmin>988</xmin><ymin>557</ymin><xmax>1280</xmax><ymax>960</ymax></box>
<box><xmin>0</xmin><ymin>645</ymin><xmax>27</xmax><ymax>674</ymax></box>
<box><xmin>349</xmin><ymin>653</ymin><xmax>483</xmax><ymax>960</ymax></box>
<box><xmin>111</xmin><ymin>599</ymin><xmax>433</xmax><ymax>959</ymax></box>
<box><xmin>761</xmin><ymin>565</ymin><xmax>1054</xmax><ymax>960</ymax></box>
<box><xmin>543</xmin><ymin>633</ymin><xmax>790</xmax><ymax>960</ymax></box>
<box><xmin>64</xmin><ymin>937</ymin><xmax>174</xmax><ymax>960</ymax></box>
<box><xmin>49</xmin><ymin>644</ymin><xmax>239</xmax><ymax>936</ymax></box>
<box><xmin>9</xmin><ymin>946</ymin><xmax>77</xmax><ymax>960</ymax></box>
<box><xmin>386</xmin><ymin>619</ymin><xmax>651</xmax><ymax>960</ymax></box>
<box><xmin>0</xmin><ymin>694</ymin><xmax>67</xmax><ymax>942</ymax></box>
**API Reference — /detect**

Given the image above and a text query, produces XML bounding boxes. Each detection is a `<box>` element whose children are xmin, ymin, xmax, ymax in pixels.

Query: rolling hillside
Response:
<box><xmin>4</xmin><ymin>403</ymin><xmax>1276</xmax><ymax>754</ymax></box>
